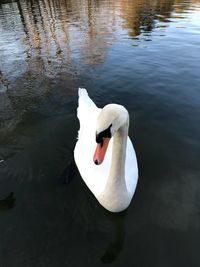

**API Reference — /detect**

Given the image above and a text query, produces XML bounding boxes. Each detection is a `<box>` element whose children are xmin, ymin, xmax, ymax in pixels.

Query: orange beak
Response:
<box><xmin>93</xmin><ymin>137</ymin><xmax>110</xmax><ymax>165</ymax></box>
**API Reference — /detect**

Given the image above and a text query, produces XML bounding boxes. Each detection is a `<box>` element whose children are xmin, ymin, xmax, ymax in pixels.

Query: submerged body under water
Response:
<box><xmin>0</xmin><ymin>0</ymin><xmax>200</xmax><ymax>266</ymax></box>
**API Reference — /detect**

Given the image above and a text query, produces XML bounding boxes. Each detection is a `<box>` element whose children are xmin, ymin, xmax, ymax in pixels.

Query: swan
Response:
<box><xmin>74</xmin><ymin>88</ymin><xmax>138</xmax><ymax>212</ymax></box>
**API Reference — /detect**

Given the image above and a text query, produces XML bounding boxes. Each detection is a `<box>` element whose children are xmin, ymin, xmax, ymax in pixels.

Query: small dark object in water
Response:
<box><xmin>0</xmin><ymin>192</ymin><xmax>15</xmax><ymax>212</ymax></box>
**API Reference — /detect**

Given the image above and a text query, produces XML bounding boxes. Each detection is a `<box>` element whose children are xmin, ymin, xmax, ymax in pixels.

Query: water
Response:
<box><xmin>0</xmin><ymin>0</ymin><xmax>200</xmax><ymax>266</ymax></box>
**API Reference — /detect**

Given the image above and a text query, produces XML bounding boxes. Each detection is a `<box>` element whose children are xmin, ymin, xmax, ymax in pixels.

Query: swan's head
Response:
<box><xmin>93</xmin><ymin>104</ymin><xmax>129</xmax><ymax>165</ymax></box>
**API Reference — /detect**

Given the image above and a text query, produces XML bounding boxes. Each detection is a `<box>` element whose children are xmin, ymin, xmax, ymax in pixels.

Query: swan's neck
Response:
<box><xmin>106</xmin><ymin>119</ymin><xmax>129</xmax><ymax>193</ymax></box>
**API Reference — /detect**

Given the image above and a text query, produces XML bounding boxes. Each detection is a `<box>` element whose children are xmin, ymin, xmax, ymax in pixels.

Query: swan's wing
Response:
<box><xmin>75</xmin><ymin>89</ymin><xmax>138</xmax><ymax>197</ymax></box>
<box><xmin>74</xmin><ymin>88</ymin><xmax>112</xmax><ymax>194</ymax></box>
<box><xmin>125</xmin><ymin>138</ymin><xmax>138</xmax><ymax>195</ymax></box>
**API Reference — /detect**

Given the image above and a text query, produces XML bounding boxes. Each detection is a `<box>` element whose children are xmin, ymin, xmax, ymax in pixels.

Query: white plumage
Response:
<box><xmin>74</xmin><ymin>88</ymin><xmax>138</xmax><ymax>212</ymax></box>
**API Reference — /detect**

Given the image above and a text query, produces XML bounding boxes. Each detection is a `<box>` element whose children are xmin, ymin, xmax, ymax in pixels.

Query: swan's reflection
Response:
<box><xmin>100</xmin><ymin>210</ymin><xmax>126</xmax><ymax>263</ymax></box>
<box><xmin>70</xmin><ymin>175</ymin><xmax>126</xmax><ymax>264</ymax></box>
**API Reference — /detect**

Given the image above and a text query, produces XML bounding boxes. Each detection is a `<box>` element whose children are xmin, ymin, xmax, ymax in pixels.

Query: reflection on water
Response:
<box><xmin>0</xmin><ymin>0</ymin><xmax>200</xmax><ymax>266</ymax></box>
<box><xmin>0</xmin><ymin>0</ymin><xmax>199</xmax><ymax>79</ymax></box>
<box><xmin>100</xmin><ymin>211</ymin><xmax>126</xmax><ymax>263</ymax></box>
<box><xmin>0</xmin><ymin>0</ymin><xmax>199</xmax><ymax>133</ymax></box>
<box><xmin>0</xmin><ymin>0</ymin><xmax>116</xmax><ymax>77</ymax></box>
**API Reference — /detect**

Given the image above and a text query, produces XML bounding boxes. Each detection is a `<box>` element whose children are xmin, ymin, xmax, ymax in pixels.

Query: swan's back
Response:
<box><xmin>74</xmin><ymin>88</ymin><xmax>112</xmax><ymax>193</ymax></box>
<box><xmin>74</xmin><ymin>88</ymin><xmax>138</xmax><ymax>211</ymax></box>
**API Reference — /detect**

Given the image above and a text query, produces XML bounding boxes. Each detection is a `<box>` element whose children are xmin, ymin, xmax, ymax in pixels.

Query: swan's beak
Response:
<box><xmin>93</xmin><ymin>137</ymin><xmax>110</xmax><ymax>165</ymax></box>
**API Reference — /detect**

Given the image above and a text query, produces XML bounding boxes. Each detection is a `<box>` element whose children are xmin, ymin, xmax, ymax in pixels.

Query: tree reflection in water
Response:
<box><xmin>0</xmin><ymin>0</ymin><xmax>197</xmax><ymax>134</ymax></box>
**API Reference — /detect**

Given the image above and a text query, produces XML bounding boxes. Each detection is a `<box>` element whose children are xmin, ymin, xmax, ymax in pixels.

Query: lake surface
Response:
<box><xmin>0</xmin><ymin>0</ymin><xmax>200</xmax><ymax>266</ymax></box>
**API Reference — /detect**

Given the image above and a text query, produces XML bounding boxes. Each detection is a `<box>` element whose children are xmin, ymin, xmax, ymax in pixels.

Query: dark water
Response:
<box><xmin>0</xmin><ymin>0</ymin><xmax>200</xmax><ymax>266</ymax></box>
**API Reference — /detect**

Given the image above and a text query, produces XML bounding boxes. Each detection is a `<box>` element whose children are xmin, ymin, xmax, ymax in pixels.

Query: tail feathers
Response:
<box><xmin>77</xmin><ymin>88</ymin><xmax>97</xmax><ymax>131</ymax></box>
<box><xmin>76</xmin><ymin>88</ymin><xmax>99</xmax><ymax>139</ymax></box>
<box><xmin>78</xmin><ymin>87</ymin><xmax>88</xmax><ymax>97</ymax></box>
<box><xmin>78</xmin><ymin>88</ymin><xmax>88</xmax><ymax>98</ymax></box>
<box><xmin>78</xmin><ymin>88</ymin><xmax>97</xmax><ymax>111</ymax></box>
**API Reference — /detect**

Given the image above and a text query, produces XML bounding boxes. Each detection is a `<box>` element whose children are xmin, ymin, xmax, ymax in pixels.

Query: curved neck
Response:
<box><xmin>106</xmin><ymin>118</ymin><xmax>129</xmax><ymax>193</ymax></box>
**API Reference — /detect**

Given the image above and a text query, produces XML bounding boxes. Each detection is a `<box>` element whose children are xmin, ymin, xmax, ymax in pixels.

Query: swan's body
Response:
<box><xmin>74</xmin><ymin>88</ymin><xmax>138</xmax><ymax>212</ymax></box>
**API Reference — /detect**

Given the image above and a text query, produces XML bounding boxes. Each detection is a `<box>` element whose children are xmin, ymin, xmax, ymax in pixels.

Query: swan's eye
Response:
<box><xmin>96</xmin><ymin>124</ymin><xmax>112</xmax><ymax>144</ymax></box>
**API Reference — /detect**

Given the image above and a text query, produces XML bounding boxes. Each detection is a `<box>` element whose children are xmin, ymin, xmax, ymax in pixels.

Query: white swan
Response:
<box><xmin>74</xmin><ymin>88</ymin><xmax>138</xmax><ymax>212</ymax></box>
